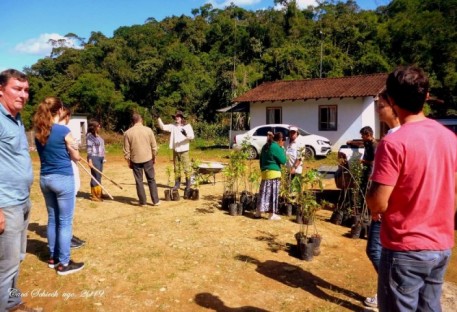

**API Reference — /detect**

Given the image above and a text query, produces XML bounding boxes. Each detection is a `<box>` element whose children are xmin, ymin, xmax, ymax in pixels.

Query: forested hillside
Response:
<box><xmin>22</xmin><ymin>0</ymin><xmax>457</xmax><ymax>131</ymax></box>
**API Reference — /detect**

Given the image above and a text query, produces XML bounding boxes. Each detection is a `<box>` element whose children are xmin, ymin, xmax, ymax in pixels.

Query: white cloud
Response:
<box><xmin>208</xmin><ymin>0</ymin><xmax>262</xmax><ymax>9</ymax></box>
<box><xmin>275</xmin><ymin>0</ymin><xmax>318</xmax><ymax>10</ymax></box>
<box><xmin>14</xmin><ymin>33</ymin><xmax>81</xmax><ymax>56</ymax></box>
<box><xmin>207</xmin><ymin>0</ymin><xmax>318</xmax><ymax>10</ymax></box>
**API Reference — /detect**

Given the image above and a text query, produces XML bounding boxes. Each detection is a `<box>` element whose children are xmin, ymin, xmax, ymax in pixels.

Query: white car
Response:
<box><xmin>232</xmin><ymin>124</ymin><xmax>332</xmax><ymax>160</ymax></box>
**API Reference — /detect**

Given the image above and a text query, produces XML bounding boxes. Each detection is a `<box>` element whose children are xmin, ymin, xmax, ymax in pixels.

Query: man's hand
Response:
<box><xmin>372</xmin><ymin>213</ymin><xmax>382</xmax><ymax>221</ymax></box>
<box><xmin>181</xmin><ymin>128</ymin><xmax>187</xmax><ymax>136</ymax></box>
<box><xmin>0</xmin><ymin>209</ymin><xmax>5</xmax><ymax>235</ymax></box>
<box><xmin>151</xmin><ymin>106</ymin><xmax>159</xmax><ymax>118</ymax></box>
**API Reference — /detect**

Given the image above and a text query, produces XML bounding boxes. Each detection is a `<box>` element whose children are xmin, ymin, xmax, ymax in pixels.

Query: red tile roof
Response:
<box><xmin>233</xmin><ymin>73</ymin><xmax>388</xmax><ymax>103</ymax></box>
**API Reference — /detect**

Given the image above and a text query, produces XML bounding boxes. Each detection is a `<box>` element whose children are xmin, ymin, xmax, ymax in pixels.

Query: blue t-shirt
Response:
<box><xmin>0</xmin><ymin>105</ymin><xmax>34</xmax><ymax>206</ymax></box>
<box><xmin>36</xmin><ymin>124</ymin><xmax>73</xmax><ymax>176</ymax></box>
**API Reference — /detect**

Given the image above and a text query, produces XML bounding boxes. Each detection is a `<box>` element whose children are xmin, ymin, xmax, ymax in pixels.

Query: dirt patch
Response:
<box><xmin>19</xmin><ymin>155</ymin><xmax>457</xmax><ymax>311</ymax></box>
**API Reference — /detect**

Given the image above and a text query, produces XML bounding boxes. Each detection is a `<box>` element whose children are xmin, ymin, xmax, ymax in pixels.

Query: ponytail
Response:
<box><xmin>34</xmin><ymin>96</ymin><xmax>63</xmax><ymax>145</ymax></box>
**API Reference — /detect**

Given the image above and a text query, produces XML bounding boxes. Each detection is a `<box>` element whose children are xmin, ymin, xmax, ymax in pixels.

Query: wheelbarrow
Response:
<box><xmin>196</xmin><ymin>162</ymin><xmax>224</xmax><ymax>185</ymax></box>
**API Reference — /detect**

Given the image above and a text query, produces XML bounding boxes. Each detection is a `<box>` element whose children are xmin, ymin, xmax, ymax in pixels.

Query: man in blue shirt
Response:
<box><xmin>0</xmin><ymin>69</ymin><xmax>36</xmax><ymax>312</ymax></box>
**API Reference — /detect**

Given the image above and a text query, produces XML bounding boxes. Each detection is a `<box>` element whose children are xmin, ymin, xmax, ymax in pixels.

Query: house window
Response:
<box><xmin>319</xmin><ymin>105</ymin><xmax>337</xmax><ymax>131</ymax></box>
<box><xmin>266</xmin><ymin>107</ymin><xmax>281</xmax><ymax>124</ymax></box>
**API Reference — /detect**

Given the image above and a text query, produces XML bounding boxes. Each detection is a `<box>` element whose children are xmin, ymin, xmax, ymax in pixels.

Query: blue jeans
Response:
<box><xmin>40</xmin><ymin>174</ymin><xmax>75</xmax><ymax>266</ymax></box>
<box><xmin>378</xmin><ymin>248</ymin><xmax>451</xmax><ymax>312</ymax></box>
<box><xmin>90</xmin><ymin>156</ymin><xmax>104</xmax><ymax>187</ymax></box>
<box><xmin>366</xmin><ymin>220</ymin><xmax>381</xmax><ymax>273</ymax></box>
<box><xmin>0</xmin><ymin>200</ymin><xmax>31</xmax><ymax>311</ymax></box>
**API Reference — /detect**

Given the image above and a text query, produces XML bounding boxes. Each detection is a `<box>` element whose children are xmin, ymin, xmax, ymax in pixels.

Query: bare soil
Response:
<box><xmin>20</xmin><ymin>154</ymin><xmax>457</xmax><ymax>312</ymax></box>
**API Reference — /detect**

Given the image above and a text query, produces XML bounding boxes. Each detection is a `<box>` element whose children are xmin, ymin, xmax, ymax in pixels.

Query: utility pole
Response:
<box><xmin>319</xmin><ymin>30</ymin><xmax>323</xmax><ymax>78</ymax></box>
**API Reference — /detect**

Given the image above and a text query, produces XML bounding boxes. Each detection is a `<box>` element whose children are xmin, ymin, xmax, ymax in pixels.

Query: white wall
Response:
<box><xmin>249</xmin><ymin>96</ymin><xmax>377</xmax><ymax>151</ymax></box>
<box><xmin>361</xmin><ymin>97</ymin><xmax>379</xmax><ymax>137</ymax></box>
<box><xmin>67</xmin><ymin>115</ymin><xmax>88</xmax><ymax>147</ymax></box>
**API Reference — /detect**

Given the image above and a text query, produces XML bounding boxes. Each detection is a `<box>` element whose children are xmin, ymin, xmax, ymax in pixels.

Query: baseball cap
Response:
<box><xmin>289</xmin><ymin>126</ymin><xmax>298</xmax><ymax>132</ymax></box>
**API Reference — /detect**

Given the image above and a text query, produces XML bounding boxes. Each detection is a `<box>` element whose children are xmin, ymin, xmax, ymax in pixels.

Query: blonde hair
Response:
<box><xmin>34</xmin><ymin>96</ymin><xmax>63</xmax><ymax>145</ymax></box>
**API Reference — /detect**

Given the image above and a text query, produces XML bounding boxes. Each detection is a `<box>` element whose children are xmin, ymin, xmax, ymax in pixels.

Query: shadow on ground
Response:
<box><xmin>254</xmin><ymin>230</ymin><xmax>286</xmax><ymax>253</ymax></box>
<box><xmin>194</xmin><ymin>292</ymin><xmax>269</xmax><ymax>312</ymax></box>
<box><xmin>235</xmin><ymin>255</ymin><xmax>365</xmax><ymax>311</ymax></box>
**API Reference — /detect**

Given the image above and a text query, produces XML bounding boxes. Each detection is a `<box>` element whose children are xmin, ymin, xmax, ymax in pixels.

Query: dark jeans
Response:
<box><xmin>90</xmin><ymin>156</ymin><xmax>104</xmax><ymax>187</ymax></box>
<box><xmin>132</xmin><ymin>159</ymin><xmax>159</xmax><ymax>205</ymax></box>
<box><xmin>378</xmin><ymin>248</ymin><xmax>451</xmax><ymax>312</ymax></box>
<box><xmin>366</xmin><ymin>220</ymin><xmax>381</xmax><ymax>273</ymax></box>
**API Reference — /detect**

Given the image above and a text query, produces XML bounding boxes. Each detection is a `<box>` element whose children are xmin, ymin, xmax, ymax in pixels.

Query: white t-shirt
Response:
<box><xmin>285</xmin><ymin>140</ymin><xmax>304</xmax><ymax>174</ymax></box>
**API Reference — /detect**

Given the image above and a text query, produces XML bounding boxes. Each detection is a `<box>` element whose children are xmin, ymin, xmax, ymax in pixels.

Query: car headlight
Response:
<box><xmin>317</xmin><ymin>140</ymin><xmax>329</xmax><ymax>145</ymax></box>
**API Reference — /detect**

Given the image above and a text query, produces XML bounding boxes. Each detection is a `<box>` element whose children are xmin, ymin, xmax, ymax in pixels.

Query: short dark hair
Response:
<box><xmin>132</xmin><ymin>113</ymin><xmax>142</xmax><ymax>124</ymax></box>
<box><xmin>0</xmin><ymin>69</ymin><xmax>28</xmax><ymax>87</ymax></box>
<box><xmin>386</xmin><ymin>65</ymin><xmax>429</xmax><ymax>114</ymax></box>
<box><xmin>360</xmin><ymin>126</ymin><xmax>373</xmax><ymax>136</ymax></box>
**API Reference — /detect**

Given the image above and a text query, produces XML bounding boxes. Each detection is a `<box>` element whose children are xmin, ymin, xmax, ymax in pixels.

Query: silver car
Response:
<box><xmin>233</xmin><ymin>124</ymin><xmax>332</xmax><ymax>160</ymax></box>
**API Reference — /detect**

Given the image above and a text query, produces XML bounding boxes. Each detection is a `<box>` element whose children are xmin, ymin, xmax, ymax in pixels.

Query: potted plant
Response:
<box><xmin>164</xmin><ymin>165</ymin><xmax>180</xmax><ymax>201</ymax></box>
<box><xmin>222</xmin><ymin>143</ymin><xmax>248</xmax><ymax>216</ymax></box>
<box><xmin>186</xmin><ymin>160</ymin><xmax>203</xmax><ymax>200</ymax></box>
<box><xmin>236</xmin><ymin>139</ymin><xmax>252</xmax><ymax>214</ymax></box>
<box><xmin>331</xmin><ymin>157</ymin><xmax>362</xmax><ymax>228</ymax></box>
<box><xmin>241</xmin><ymin>157</ymin><xmax>261</xmax><ymax>213</ymax></box>
<box><xmin>342</xmin><ymin>157</ymin><xmax>370</xmax><ymax>238</ymax></box>
<box><xmin>292</xmin><ymin>169</ymin><xmax>324</xmax><ymax>261</ymax></box>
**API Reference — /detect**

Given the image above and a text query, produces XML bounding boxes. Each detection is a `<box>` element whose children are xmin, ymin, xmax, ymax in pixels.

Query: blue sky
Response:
<box><xmin>0</xmin><ymin>0</ymin><xmax>389</xmax><ymax>72</ymax></box>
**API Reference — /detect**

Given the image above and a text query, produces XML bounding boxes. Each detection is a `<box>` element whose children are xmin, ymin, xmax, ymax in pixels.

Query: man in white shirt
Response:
<box><xmin>157</xmin><ymin>110</ymin><xmax>195</xmax><ymax>193</ymax></box>
<box><xmin>285</xmin><ymin>126</ymin><xmax>304</xmax><ymax>180</ymax></box>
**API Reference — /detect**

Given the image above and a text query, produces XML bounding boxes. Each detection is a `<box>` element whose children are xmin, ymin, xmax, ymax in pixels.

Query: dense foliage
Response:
<box><xmin>22</xmin><ymin>0</ymin><xmax>457</xmax><ymax>131</ymax></box>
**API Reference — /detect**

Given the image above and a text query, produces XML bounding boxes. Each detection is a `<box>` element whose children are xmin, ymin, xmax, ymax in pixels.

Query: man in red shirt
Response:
<box><xmin>367</xmin><ymin>65</ymin><xmax>457</xmax><ymax>312</ymax></box>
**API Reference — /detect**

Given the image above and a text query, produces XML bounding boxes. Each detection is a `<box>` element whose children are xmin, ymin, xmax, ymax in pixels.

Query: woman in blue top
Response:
<box><xmin>255</xmin><ymin>132</ymin><xmax>286</xmax><ymax>220</ymax></box>
<box><xmin>34</xmin><ymin>97</ymin><xmax>84</xmax><ymax>276</ymax></box>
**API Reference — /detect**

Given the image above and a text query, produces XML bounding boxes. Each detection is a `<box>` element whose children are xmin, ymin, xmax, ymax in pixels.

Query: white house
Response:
<box><xmin>67</xmin><ymin>114</ymin><xmax>88</xmax><ymax>148</ymax></box>
<box><xmin>230</xmin><ymin>73</ymin><xmax>388</xmax><ymax>150</ymax></box>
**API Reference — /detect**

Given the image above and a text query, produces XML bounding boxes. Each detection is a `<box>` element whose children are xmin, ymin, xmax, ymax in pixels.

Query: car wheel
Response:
<box><xmin>304</xmin><ymin>146</ymin><xmax>315</xmax><ymax>160</ymax></box>
<box><xmin>247</xmin><ymin>146</ymin><xmax>258</xmax><ymax>159</ymax></box>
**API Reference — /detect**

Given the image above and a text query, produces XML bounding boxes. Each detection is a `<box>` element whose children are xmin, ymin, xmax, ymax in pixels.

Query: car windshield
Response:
<box><xmin>273</xmin><ymin>126</ymin><xmax>311</xmax><ymax>138</ymax></box>
<box><xmin>298</xmin><ymin>128</ymin><xmax>310</xmax><ymax>136</ymax></box>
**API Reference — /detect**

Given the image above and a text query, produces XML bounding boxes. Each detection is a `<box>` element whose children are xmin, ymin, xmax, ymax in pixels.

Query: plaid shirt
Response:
<box><xmin>86</xmin><ymin>133</ymin><xmax>105</xmax><ymax>158</ymax></box>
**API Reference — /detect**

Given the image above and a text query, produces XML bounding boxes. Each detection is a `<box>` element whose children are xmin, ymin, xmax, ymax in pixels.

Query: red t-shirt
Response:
<box><xmin>371</xmin><ymin>118</ymin><xmax>457</xmax><ymax>251</ymax></box>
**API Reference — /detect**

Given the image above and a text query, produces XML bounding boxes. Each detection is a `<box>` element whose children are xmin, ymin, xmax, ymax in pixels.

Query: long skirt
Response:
<box><xmin>256</xmin><ymin>178</ymin><xmax>281</xmax><ymax>214</ymax></box>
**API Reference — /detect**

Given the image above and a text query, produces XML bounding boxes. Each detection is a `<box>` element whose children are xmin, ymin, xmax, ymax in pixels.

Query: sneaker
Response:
<box><xmin>72</xmin><ymin>235</ymin><xmax>86</xmax><ymax>244</ymax></box>
<box><xmin>269</xmin><ymin>214</ymin><xmax>281</xmax><ymax>220</ymax></box>
<box><xmin>56</xmin><ymin>260</ymin><xmax>85</xmax><ymax>276</ymax></box>
<box><xmin>8</xmin><ymin>302</ymin><xmax>43</xmax><ymax>312</ymax></box>
<box><xmin>153</xmin><ymin>200</ymin><xmax>161</xmax><ymax>206</ymax></box>
<box><xmin>364</xmin><ymin>294</ymin><xmax>378</xmax><ymax>308</ymax></box>
<box><xmin>48</xmin><ymin>258</ymin><xmax>59</xmax><ymax>269</ymax></box>
<box><xmin>70</xmin><ymin>237</ymin><xmax>84</xmax><ymax>249</ymax></box>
